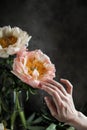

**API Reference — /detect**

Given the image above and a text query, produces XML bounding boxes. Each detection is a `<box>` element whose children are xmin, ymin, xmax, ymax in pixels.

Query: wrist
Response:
<box><xmin>67</xmin><ymin>111</ymin><xmax>87</xmax><ymax>130</ymax></box>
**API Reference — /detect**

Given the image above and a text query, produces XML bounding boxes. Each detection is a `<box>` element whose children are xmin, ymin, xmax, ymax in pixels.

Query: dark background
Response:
<box><xmin>0</xmin><ymin>0</ymin><xmax>87</xmax><ymax>115</ymax></box>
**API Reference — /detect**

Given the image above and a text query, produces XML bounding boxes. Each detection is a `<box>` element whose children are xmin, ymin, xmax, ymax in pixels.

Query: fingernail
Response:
<box><xmin>44</xmin><ymin>97</ymin><xmax>49</xmax><ymax>105</ymax></box>
<box><xmin>44</xmin><ymin>97</ymin><xmax>47</xmax><ymax>100</ymax></box>
<box><xmin>60</xmin><ymin>78</ymin><xmax>64</xmax><ymax>80</ymax></box>
<box><xmin>44</xmin><ymin>97</ymin><xmax>47</xmax><ymax>102</ymax></box>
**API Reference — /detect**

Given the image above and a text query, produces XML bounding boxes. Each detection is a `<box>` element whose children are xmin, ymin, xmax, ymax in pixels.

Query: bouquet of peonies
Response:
<box><xmin>0</xmin><ymin>26</ymin><xmax>56</xmax><ymax>130</ymax></box>
<box><xmin>0</xmin><ymin>26</ymin><xmax>74</xmax><ymax>130</ymax></box>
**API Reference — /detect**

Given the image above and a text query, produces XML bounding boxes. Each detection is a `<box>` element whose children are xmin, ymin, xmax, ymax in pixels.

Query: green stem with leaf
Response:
<box><xmin>11</xmin><ymin>90</ymin><xmax>26</xmax><ymax>130</ymax></box>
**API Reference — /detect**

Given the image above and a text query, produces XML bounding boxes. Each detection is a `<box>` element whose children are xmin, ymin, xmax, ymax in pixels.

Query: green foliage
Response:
<box><xmin>66</xmin><ymin>127</ymin><xmax>75</xmax><ymax>130</ymax></box>
<box><xmin>46</xmin><ymin>123</ymin><xmax>57</xmax><ymax>130</ymax></box>
<box><xmin>26</xmin><ymin>113</ymin><xmax>45</xmax><ymax>130</ymax></box>
<box><xmin>25</xmin><ymin>112</ymin><xmax>76</xmax><ymax>130</ymax></box>
<box><xmin>0</xmin><ymin>56</ymin><xmax>37</xmax><ymax>129</ymax></box>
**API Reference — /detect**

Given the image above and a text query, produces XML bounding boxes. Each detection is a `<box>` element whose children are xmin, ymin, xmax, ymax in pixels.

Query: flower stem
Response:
<box><xmin>11</xmin><ymin>91</ymin><xmax>17</xmax><ymax>130</ymax></box>
<box><xmin>16</xmin><ymin>91</ymin><xmax>26</xmax><ymax>128</ymax></box>
<box><xmin>11</xmin><ymin>110</ymin><xmax>16</xmax><ymax>130</ymax></box>
<box><xmin>11</xmin><ymin>90</ymin><xmax>26</xmax><ymax>130</ymax></box>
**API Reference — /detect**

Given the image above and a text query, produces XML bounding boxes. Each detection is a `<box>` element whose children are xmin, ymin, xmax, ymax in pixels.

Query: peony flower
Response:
<box><xmin>0</xmin><ymin>26</ymin><xmax>31</xmax><ymax>58</ymax></box>
<box><xmin>12</xmin><ymin>49</ymin><xmax>56</xmax><ymax>88</ymax></box>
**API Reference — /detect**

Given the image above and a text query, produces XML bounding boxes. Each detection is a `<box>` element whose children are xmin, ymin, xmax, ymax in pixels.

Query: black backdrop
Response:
<box><xmin>0</xmin><ymin>0</ymin><xmax>87</xmax><ymax>115</ymax></box>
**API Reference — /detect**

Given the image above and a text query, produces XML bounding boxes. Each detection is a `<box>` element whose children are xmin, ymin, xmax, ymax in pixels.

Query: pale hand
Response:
<box><xmin>40</xmin><ymin>79</ymin><xmax>87</xmax><ymax>130</ymax></box>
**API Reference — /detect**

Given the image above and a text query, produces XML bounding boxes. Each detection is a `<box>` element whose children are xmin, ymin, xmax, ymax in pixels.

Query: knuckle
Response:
<box><xmin>60</xmin><ymin>102</ymin><xmax>65</xmax><ymax>108</ymax></box>
<box><xmin>64</xmin><ymin>96</ymin><xmax>68</xmax><ymax>102</ymax></box>
<box><xmin>64</xmin><ymin>99</ymin><xmax>67</xmax><ymax>104</ymax></box>
<box><xmin>52</xmin><ymin>91</ymin><xmax>58</xmax><ymax>97</ymax></box>
<box><xmin>65</xmin><ymin>95</ymin><xmax>70</xmax><ymax>102</ymax></box>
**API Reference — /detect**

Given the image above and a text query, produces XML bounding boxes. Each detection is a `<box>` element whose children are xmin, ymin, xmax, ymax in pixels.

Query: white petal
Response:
<box><xmin>0</xmin><ymin>26</ymin><xmax>31</xmax><ymax>58</ymax></box>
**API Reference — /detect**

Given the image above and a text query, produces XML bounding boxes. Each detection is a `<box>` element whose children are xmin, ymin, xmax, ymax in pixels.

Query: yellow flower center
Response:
<box><xmin>0</xmin><ymin>36</ymin><xmax>17</xmax><ymax>48</ymax></box>
<box><xmin>26</xmin><ymin>57</ymin><xmax>47</xmax><ymax>79</ymax></box>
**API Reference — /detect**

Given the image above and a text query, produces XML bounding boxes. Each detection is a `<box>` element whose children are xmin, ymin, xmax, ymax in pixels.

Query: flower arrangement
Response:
<box><xmin>0</xmin><ymin>26</ymin><xmax>74</xmax><ymax>130</ymax></box>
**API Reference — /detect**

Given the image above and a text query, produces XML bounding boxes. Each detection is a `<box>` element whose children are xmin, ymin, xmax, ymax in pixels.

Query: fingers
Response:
<box><xmin>41</xmin><ymin>81</ymin><xmax>66</xmax><ymax>99</ymax></box>
<box><xmin>40</xmin><ymin>78</ymin><xmax>73</xmax><ymax>96</ymax></box>
<box><xmin>40</xmin><ymin>84</ymin><xmax>63</xmax><ymax>110</ymax></box>
<box><xmin>42</xmin><ymin>79</ymin><xmax>67</xmax><ymax>96</ymax></box>
<box><xmin>44</xmin><ymin>97</ymin><xmax>58</xmax><ymax>119</ymax></box>
<box><xmin>39</xmin><ymin>79</ymin><xmax>75</xmax><ymax>123</ymax></box>
<box><xmin>60</xmin><ymin>79</ymin><xmax>73</xmax><ymax>95</ymax></box>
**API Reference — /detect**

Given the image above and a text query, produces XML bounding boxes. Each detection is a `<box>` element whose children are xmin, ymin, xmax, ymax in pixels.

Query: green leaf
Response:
<box><xmin>0</xmin><ymin>97</ymin><xmax>9</xmax><ymax>112</ymax></box>
<box><xmin>27</xmin><ymin>113</ymin><xmax>36</xmax><ymax>123</ymax></box>
<box><xmin>31</xmin><ymin>117</ymin><xmax>43</xmax><ymax>124</ymax></box>
<box><xmin>66</xmin><ymin>127</ymin><xmax>75</xmax><ymax>130</ymax></box>
<box><xmin>25</xmin><ymin>91</ymin><xmax>30</xmax><ymax>101</ymax></box>
<box><xmin>46</xmin><ymin>123</ymin><xmax>57</xmax><ymax>130</ymax></box>
<box><xmin>42</xmin><ymin>114</ymin><xmax>52</xmax><ymax>121</ymax></box>
<box><xmin>29</xmin><ymin>87</ymin><xmax>37</xmax><ymax>95</ymax></box>
<box><xmin>27</xmin><ymin>126</ymin><xmax>45</xmax><ymax>130</ymax></box>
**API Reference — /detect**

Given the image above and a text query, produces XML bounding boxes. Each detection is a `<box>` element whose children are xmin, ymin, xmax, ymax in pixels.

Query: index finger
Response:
<box><xmin>60</xmin><ymin>79</ymin><xmax>73</xmax><ymax>95</ymax></box>
<box><xmin>45</xmin><ymin>79</ymin><xmax>67</xmax><ymax>96</ymax></box>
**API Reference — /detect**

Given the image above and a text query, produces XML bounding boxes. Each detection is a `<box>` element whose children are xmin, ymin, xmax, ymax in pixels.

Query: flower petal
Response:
<box><xmin>12</xmin><ymin>49</ymin><xmax>56</xmax><ymax>88</ymax></box>
<box><xmin>0</xmin><ymin>26</ymin><xmax>31</xmax><ymax>58</ymax></box>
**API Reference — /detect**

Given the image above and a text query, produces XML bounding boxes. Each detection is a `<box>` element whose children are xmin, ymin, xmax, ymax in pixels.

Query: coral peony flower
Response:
<box><xmin>0</xmin><ymin>26</ymin><xmax>31</xmax><ymax>58</ymax></box>
<box><xmin>12</xmin><ymin>49</ymin><xmax>56</xmax><ymax>88</ymax></box>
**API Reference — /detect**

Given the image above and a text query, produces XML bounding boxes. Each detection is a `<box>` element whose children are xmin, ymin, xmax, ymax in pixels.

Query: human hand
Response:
<box><xmin>40</xmin><ymin>79</ymin><xmax>78</xmax><ymax>124</ymax></box>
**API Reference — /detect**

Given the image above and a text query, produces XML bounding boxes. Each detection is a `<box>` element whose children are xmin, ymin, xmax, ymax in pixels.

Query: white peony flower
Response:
<box><xmin>0</xmin><ymin>26</ymin><xmax>31</xmax><ymax>58</ymax></box>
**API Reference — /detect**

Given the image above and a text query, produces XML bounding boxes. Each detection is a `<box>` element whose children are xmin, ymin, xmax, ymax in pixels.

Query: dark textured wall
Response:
<box><xmin>0</xmin><ymin>0</ymin><xmax>87</xmax><ymax>114</ymax></box>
